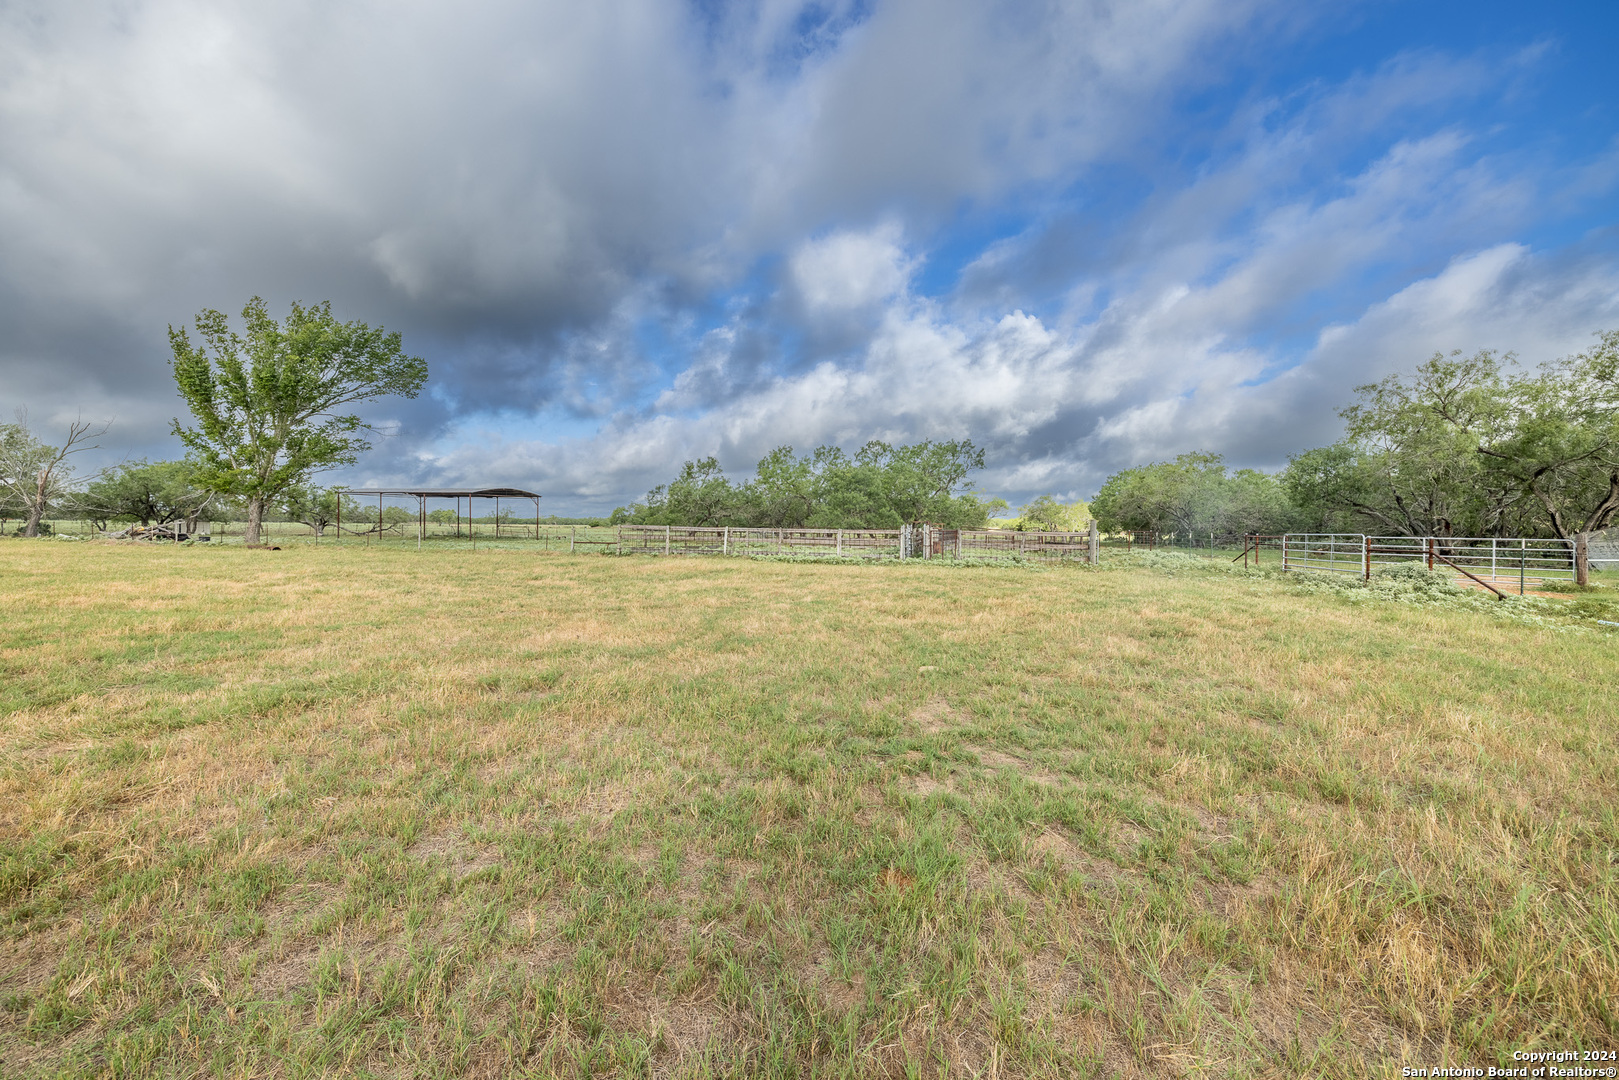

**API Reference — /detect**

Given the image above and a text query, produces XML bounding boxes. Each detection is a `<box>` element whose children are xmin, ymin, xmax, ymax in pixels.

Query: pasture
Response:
<box><xmin>1</xmin><ymin>542</ymin><xmax>1616</xmax><ymax>1078</ymax></box>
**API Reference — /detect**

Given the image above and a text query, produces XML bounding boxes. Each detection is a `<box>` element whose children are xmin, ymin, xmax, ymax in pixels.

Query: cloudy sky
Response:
<box><xmin>4</xmin><ymin>0</ymin><xmax>1618</xmax><ymax>513</ymax></box>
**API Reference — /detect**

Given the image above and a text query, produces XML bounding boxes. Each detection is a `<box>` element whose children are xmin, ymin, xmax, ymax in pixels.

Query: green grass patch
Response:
<box><xmin>0</xmin><ymin>540</ymin><xmax>1615</xmax><ymax>1076</ymax></box>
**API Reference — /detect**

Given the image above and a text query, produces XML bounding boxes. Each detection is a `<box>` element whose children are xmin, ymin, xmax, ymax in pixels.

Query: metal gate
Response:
<box><xmin>1275</xmin><ymin>533</ymin><xmax>1577</xmax><ymax>593</ymax></box>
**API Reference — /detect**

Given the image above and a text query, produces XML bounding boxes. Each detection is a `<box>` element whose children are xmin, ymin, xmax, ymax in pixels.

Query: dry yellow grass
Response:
<box><xmin>1</xmin><ymin>540</ymin><xmax>1616</xmax><ymax>1078</ymax></box>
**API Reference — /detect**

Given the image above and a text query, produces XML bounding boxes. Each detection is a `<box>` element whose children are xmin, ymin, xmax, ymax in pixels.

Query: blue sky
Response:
<box><xmin>3</xmin><ymin>0</ymin><xmax>1617</xmax><ymax>512</ymax></box>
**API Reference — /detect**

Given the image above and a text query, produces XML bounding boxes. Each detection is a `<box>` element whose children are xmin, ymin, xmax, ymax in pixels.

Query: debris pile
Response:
<box><xmin>109</xmin><ymin>523</ymin><xmax>206</xmax><ymax>542</ymax></box>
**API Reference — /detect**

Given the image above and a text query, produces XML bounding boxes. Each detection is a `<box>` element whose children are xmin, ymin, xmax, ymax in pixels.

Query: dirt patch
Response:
<box><xmin>251</xmin><ymin>940</ymin><xmax>323</xmax><ymax>1000</ymax></box>
<box><xmin>910</xmin><ymin>698</ymin><xmax>963</xmax><ymax>735</ymax></box>
<box><xmin>965</xmin><ymin>744</ymin><xmax>1070</xmax><ymax>787</ymax></box>
<box><xmin>407</xmin><ymin>831</ymin><xmax>502</xmax><ymax>877</ymax></box>
<box><xmin>649</xmin><ymin>1001</ymin><xmax>725</xmax><ymax>1065</ymax></box>
<box><xmin>1028</xmin><ymin>828</ymin><xmax>1140</xmax><ymax>894</ymax></box>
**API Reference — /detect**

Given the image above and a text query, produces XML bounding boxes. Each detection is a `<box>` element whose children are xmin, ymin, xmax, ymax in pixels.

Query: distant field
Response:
<box><xmin>1</xmin><ymin>542</ymin><xmax>1616</xmax><ymax>1078</ymax></box>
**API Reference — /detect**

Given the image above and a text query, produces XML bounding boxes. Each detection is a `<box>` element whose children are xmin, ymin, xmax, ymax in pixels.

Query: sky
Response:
<box><xmin>3</xmin><ymin>0</ymin><xmax>1618</xmax><ymax>514</ymax></box>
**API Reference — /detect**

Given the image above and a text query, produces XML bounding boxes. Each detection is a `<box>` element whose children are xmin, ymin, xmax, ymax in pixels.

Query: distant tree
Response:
<box><xmin>0</xmin><ymin>413</ymin><xmax>107</xmax><ymax>537</ymax></box>
<box><xmin>83</xmin><ymin>459</ymin><xmax>214</xmax><ymax>531</ymax></box>
<box><xmin>804</xmin><ymin>445</ymin><xmax>904</xmax><ymax>529</ymax></box>
<box><xmin>1220</xmin><ymin>469</ymin><xmax>1299</xmax><ymax>537</ymax></box>
<box><xmin>427</xmin><ymin>508</ymin><xmax>457</xmax><ymax>525</ymax></box>
<box><xmin>1091</xmin><ymin>452</ymin><xmax>1227</xmax><ymax>535</ymax></box>
<box><xmin>280</xmin><ymin>484</ymin><xmax>343</xmax><ymax>537</ymax></box>
<box><xmin>1015</xmin><ymin>495</ymin><xmax>1091</xmax><ymax>532</ymax></box>
<box><xmin>615</xmin><ymin>439</ymin><xmax>1000</xmax><ymax>529</ymax></box>
<box><xmin>874</xmin><ymin>440</ymin><xmax>991</xmax><ymax>526</ymax></box>
<box><xmin>751</xmin><ymin>446</ymin><xmax>818</xmax><ymax>527</ymax></box>
<box><xmin>1093</xmin><ymin>453</ymin><xmax>1295</xmax><ymax>538</ymax></box>
<box><xmin>168</xmin><ymin>297</ymin><xmax>428</xmax><ymax>545</ymax></box>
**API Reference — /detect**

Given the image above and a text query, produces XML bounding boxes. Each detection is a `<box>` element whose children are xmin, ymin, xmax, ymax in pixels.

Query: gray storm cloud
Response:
<box><xmin>2</xmin><ymin>0</ymin><xmax>1616</xmax><ymax>512</ymax></box>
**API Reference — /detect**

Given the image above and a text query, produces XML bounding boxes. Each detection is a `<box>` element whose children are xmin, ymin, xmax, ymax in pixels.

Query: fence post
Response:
<box><xmin>1426</xmin><ymin>538</ymin><xmax>1434</xmax><ymax>571</ymax></box>
<box><xmin>836</xmin><ymin>529</ymin><xmax>842</xmax><ymax>558</ymax></box>
<box><xmin>570</xmin><ymin>526</ymin><xmax>575</xmax><ymax>553</ymax></box>
<box><xmin>723</xmin><ymin>526</ymin><xmax>729</xmax><ymax>556</ymax></box>
<box><xmin>1089</xmin><ymin>519</ymin><xmax>1099</xmax><ymax>565</ymax></box>
<box><xmin>1363</xmin><ymin>535</ymin><xmax>1370</xmax><ymax>581</ymax></box>
<box><xmin>1576</xmin><ymin>532</ymin><xmax>1590</xmax><ymax>587</ymax></box>
<box><xmin>665</xmin><ymin>525</ymin><xmax>671</xmax><ymax>556</ymax></box>
<box><xmin>1520</xmin><ymin>539</ymin><xmax>1526</xmax><ymax>595</ymax></box>
<box><xmin>1282</xmin><ymin>534</ymin><xmax>1288</xmax><ymax>572</ymax></box>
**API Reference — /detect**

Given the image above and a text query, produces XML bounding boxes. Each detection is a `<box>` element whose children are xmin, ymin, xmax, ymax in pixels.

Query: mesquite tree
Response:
<box><xmin>82</xmin><ymin>459</ymin><xmax>215</xmax><ymax>530</ymax></box>
<box><xmin>168</xmin><ymin>298</ymin><xmax>427</xmax><ymax>545</ymax></box>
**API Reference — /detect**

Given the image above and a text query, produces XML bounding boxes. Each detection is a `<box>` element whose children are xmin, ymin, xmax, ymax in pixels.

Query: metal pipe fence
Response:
<box><xmin>609</xmin><ymin>524</ymin><xmax>1102</xmax><ymax>562</ymax></box>
<box><xmin>1272</xmin><ymin>533</ymin><xmax>1578</xmax><ymax>593</ymax></box>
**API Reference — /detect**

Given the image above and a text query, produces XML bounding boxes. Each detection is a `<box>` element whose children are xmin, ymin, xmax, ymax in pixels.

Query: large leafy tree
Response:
<box><xmin>168</xmin><ymin>298</ymin><xmax>428</xmax><ymax>545</ymax></box>
<box><xmin>1329</xmin><ymin>351</ymin><xmax>1510</xmax><ymax>536</ymax></box>
<box><xmin>1475</xmin><ymin>331</ymin><xmax>1619</xmax><ymax>539</ymax></box>
<box><xmin>1090</xmin><ymin>452</ymin><xmax>1226</xmax><ymax>535</ymax></box>
<box><xmin>83</xmin><ymin>459</ymin><xmax>214</xmax><ymax>530</ymax></box>
<box><xmin>1092</xmin><ymin>453</ymin><xmax>1297</xmax><ymax>538</ymax></box>
<box><xmin>1288</xmin><ymin>338</ymin><xmax>1619</xmax><ymax>539</ymax></box>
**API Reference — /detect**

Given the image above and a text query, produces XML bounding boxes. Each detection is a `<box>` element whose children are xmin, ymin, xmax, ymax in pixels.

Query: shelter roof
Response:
<box><xmin>341</xmin><ymin>487</ymin><xmax>540</xmax><ymax>499</ymax></box>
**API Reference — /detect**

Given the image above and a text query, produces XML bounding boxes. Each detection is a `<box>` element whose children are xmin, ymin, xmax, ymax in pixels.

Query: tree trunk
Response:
<box><xmin>24</xmin><ymin>470</ymin><xmax>47</xmax><ymax>537</ymax></box>
<box><xmin>245</xmin><ymin>497</ymin><xmax>265</xmax><ymax>545</ymax></box>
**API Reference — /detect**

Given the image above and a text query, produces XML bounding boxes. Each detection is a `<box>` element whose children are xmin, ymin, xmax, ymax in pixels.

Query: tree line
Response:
<box><xmin>1092</xmin><ymin>332</ymin><xmax>1619</xmax><ymax>541</ymax></box>
<box><xmin>5</xmin><ymin>301</ymin><xmax>1615</xmax><ymax>543</ymax></box>
<box><xmin>609</xmin><ymin>441</ymin><xmax>1009</xmax><ymax>530</ymax></box>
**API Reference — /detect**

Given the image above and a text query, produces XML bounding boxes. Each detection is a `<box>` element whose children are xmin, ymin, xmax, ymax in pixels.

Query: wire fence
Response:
<box><xmin>17</xmin><ymin>518</ymin><xmax>1608</xmax><ymax>588</ymax></box>
<box><xmin>609</xmin><ymin>524</ymin><xmax>1104</xmax><ymax>562</ymax></box>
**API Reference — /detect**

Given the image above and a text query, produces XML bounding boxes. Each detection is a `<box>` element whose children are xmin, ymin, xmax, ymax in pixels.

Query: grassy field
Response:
<box><xmin>2</xmin><ymin>543</ymin><xmax>1616</xmax><ymax>1078</ymax></box>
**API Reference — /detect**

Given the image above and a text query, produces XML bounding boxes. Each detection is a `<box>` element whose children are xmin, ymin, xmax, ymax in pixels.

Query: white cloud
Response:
<box><xmin>2</xmin><ymin>1</ymin><xmax>1615</xmax><ymax>511</ymax></box>
<box><xmin>789</xmin><ymin>223</ymin><xmax>913</xmax><ymax>313</ymax></box>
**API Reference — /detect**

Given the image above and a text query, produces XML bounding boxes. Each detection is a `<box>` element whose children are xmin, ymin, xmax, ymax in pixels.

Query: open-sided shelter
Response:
<box><xmin>339</xmin><ymin>487</ymin><xmax>541</xmax><ymax>545</ymax></box>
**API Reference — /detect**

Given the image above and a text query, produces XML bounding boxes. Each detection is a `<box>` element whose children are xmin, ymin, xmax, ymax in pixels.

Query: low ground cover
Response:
<box><xmin>1</xmin><ymin>543</ymin><xmax>1615</xmax><ymax>1077</ymax></box>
